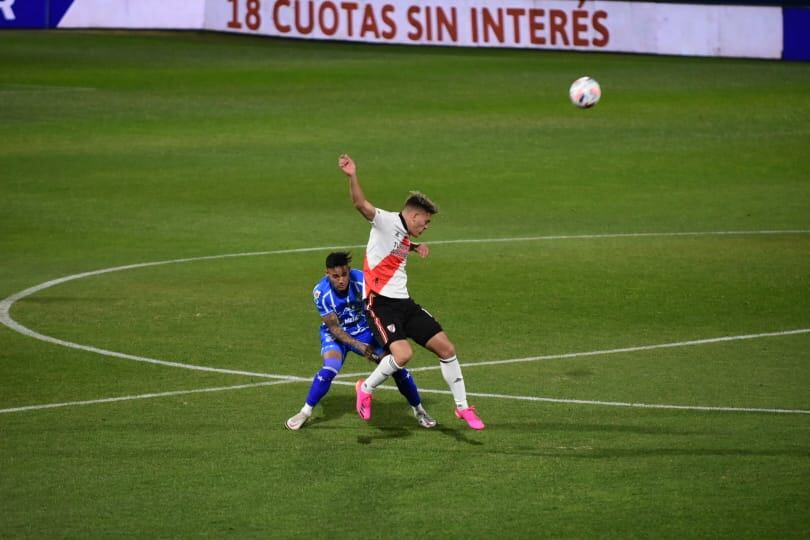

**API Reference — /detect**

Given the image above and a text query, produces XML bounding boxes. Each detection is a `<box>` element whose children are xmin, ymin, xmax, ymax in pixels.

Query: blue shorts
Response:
<box><xmin>320</xmin><ymin>328</ymin><xmax>384</xmax><ymax>364</ymax></box>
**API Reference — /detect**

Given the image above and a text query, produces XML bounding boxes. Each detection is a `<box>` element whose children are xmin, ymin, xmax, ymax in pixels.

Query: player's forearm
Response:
<box><xmin>347</xmin><ymin>174</ymin><xmax>375</xmax><ymax>220</ymax></box>
<box><xmin>328</xmin><ymin>323</ymin><xmax>364</xmax><ymax>350</ymax></box>
<box><xmin>347</xmin><ymin>174</ymin><xmax>366</xmax><ymax>209</ymax></box>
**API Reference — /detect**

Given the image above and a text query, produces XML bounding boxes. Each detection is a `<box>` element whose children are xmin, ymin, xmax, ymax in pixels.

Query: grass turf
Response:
<box><xmin>1</xmin><ymin>30</ymin><xmax>809</xmax><ymax>538</ymax></box>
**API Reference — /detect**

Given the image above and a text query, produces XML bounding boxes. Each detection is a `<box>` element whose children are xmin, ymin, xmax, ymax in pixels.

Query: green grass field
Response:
<box><xmin>1</xmin><ymin>30</ymin><xmax>809</xmax><ymax>538</ymax></box>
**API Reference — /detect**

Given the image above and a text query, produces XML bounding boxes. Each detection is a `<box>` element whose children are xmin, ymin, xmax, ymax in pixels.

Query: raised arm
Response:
<box><xmin>338</xmin><ymin>154</ymin><xmax>376</xmax><ymax>221</ymax></box>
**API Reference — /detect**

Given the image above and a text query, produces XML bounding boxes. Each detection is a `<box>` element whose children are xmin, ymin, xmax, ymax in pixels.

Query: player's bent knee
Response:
<box><xmin>426</xmin><ymin>332</ymin><xmax>455</xmax><ymax>359</ymax></box>
<box><xmin>389</xmin><ymin>341</ymin><xmax>413</xmax><ymax>366</ymax></box>
<box><xmin>395</xmin><ymin>351</ymin><xmax>413</xmax><ymax>366</ymax></box>
<box><xmin>323</xmin><ymin>356</ymin><xmax>343</xmax><ymax>373</ymax></box>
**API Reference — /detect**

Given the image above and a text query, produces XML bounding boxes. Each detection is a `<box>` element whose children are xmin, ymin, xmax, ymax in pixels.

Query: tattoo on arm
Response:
<box><xmin>323</xmin><ymin>313</ymin><xmax>363</xmax><ymax>350</ymax></box>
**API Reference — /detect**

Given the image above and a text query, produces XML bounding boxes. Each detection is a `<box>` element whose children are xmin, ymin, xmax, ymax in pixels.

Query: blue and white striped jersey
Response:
<box><xmin>313</xmin><ymin>268</ymin><xmax>369</xmax><ymax>337</ymax></box>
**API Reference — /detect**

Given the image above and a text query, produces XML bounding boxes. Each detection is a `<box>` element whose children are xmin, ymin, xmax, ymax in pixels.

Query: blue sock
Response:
<box><xmin>392</xmin><ymin>368</ymin><xmax>421</xmax><ymax>408</ymax></box>
<box><xmin>305</xmin><ymin>367</ymin><xmax>338</xmax><ymax>407</ymax></box>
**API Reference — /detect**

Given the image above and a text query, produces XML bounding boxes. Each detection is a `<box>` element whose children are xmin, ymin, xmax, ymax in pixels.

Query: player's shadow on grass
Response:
<box><xmin>355</xmin><ymin>423</ymin><xmax>483</xmax><ymax>446</ymax></box>
<box><xmin>311</xmin><ymin>394</ymin><xmax>411</xmax><ymax>436</ymax></box>
<box><xmin>354</xmin><ymin>402</ymin><xmax>422</xmax><ymax>444</ymax></box>
<box><xmin>312</xmin><ymin>394</ymin><xmax>355</xmax><ymax>426</ymax></box>
<box><xmin>434</xmin><ymin>425</ymin><xmax>484</xmax><ymax>446</ymax></box>
<box><xmin>313</xmin><ymin>395</ymin><xmax>483</xmax><ymax>445</ymax></box>
<box><xmin>356</xmin><ymin>426</ymin><xmax>411</xmax><ymax>445</ymax></box>
<box><xmin>360</xmin><ymin>400</ymin><xmax>484</xmax><ymax>446</ymax></box>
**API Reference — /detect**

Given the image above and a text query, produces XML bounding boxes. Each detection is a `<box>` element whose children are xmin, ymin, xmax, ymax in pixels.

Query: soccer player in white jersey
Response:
<box><xmin>338</xmin><ymin>154</ymin><xmax>485</xmax><ymax>430</ymax></box>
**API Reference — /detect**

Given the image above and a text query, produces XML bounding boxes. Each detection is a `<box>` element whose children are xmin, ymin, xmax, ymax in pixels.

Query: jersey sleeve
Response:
<box><xmin>349</xmin><ymin>268</ymin><xmax>364</xmax><ymax>284</ymax></box>
<box><xmin>313</xmin><ymin>286</ymin><xmax>332</xmax><ymax>318</ymax></box>
<box><xmin>368</xmin><ymin>207</ymin><xmax>383</xmax><ymax>224</ymax></box>
<box><xmin>371</xmin><ymin>208</ymin><xmax>396</xmax><ymax>233</ymax></box>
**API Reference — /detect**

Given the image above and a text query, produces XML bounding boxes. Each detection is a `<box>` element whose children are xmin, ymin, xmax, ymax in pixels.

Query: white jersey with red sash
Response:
<box><xmin>363</xmin><ymin>209</ymin><xmax>410</xmax><ymax>299</ymax></box>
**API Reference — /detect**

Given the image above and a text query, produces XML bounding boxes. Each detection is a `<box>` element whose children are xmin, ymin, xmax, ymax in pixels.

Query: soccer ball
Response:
<box><xmin>569</xmin><ymin>76</ymin><xmax>601</xmax><ymax>108</ymax></box>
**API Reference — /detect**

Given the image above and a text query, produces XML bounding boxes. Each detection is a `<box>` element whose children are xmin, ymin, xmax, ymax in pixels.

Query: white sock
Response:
<box><xmin>363</xmin><ymin>354</ymin><xmax>400</xmax><ymax>393</ymax></box>
<box><xmin>440</xmin><ymin>355</ymin><xmax>468</xmax><ymax>409</ymax></box>
<box><xmin>301</xmin><ymin>404</ymin><xmax>313</xmax><ymax>416</ymax></box>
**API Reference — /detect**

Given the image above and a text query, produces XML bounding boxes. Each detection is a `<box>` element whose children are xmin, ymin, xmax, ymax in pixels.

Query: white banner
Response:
<box><xmin>204</xmin><ymin>0</ymin><xmax>782</xmax><ymax>58</ymax></box>
<box><xmin>56</xmin><ymin>0</ymin><xmax>784</xmax><ymax>59</ymax></box>
<box><xmin>60</xmin><ymin>0</ymin><xmax>205</xmax><ymax>29</ymax></box>
<box><xmin>204</xmin><ymin>1</ymin><xmax>617</xmax><ymax>49</ymax></box>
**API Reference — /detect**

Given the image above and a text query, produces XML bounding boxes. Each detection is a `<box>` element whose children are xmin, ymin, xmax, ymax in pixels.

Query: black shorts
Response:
<box><xmin>365</xmin><ymin>293</ymin><xmax>443</xmax><ymax>349</ymax></box>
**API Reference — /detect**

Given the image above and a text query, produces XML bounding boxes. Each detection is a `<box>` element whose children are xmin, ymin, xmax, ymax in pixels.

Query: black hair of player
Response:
<box><xmin>325</xmin><ymin>251</ymin><xmax>352</xmax><ymax>269</ymax></box>
<box><xmin>404</xmin><ymin>191</ymin><xmax>439</xmax><ymax>214</ymax></box>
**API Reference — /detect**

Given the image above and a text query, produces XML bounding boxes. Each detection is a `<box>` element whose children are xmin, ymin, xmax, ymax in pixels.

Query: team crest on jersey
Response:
<box><xmin>387</xmin><ymin>324</ymin><xmax>396</xmax><ymax>333</ymax></box>
<box><xmin>313</xmin><ymin>290</ymin><xmax>321</xmax><ymax>299</ymax></box>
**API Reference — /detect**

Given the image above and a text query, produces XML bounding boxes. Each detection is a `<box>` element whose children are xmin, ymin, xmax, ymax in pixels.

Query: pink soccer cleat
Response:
<box><xmin>355</xmin><ymin>379</ymin><xmax>373</xmax><ymax>421</ymax></box>
<box><xmin>454</xmin><ymin>406</ymin><xmax>485</xmax><ymax>430</ymax></box>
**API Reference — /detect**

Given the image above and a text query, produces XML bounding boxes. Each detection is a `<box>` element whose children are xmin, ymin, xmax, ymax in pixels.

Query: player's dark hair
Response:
<box><xmin>404</xmin><ymin>191</ymin><xmax>439</xmax><ymax>214</ymax></box>
<box><xmin>325</xmin><ymin>251</ymin><xmax>352</xmax><ymax>269</ymax></box>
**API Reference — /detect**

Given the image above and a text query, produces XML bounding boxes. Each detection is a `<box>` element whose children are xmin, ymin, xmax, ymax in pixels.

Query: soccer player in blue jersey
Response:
<box><xmin>285</xmin><ymin>251</ymin><xmax>437</xmax><ymax>430</ymax></box>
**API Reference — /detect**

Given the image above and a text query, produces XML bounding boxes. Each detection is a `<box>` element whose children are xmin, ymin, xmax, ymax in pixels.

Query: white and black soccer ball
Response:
<box><xmin>569</xmin><ymin>76</ymin><xmax>601</xmax><ymax>108</ymax></box>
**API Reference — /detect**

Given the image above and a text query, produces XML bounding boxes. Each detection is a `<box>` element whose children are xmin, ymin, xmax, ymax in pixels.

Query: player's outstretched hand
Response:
<box><xmin>338</xmin><ymin>154</ymin><xmax>356</xmax><ymax>177</ymax></box>
<box><xmin>361</xmin><ymin>344</ymin><xmax>382</xmax><ymax>363</ymax></box>
<box><xmin>413</xmin><ymin>243</ymin><xmax>430</xmax><ymax>258</ymax></box>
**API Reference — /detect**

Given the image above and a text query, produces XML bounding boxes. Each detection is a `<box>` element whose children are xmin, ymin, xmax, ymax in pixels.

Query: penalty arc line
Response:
<box><xmin>3</xmin><ymin>229</ymin><xmax>809</xmax><ymax>315</ymax></box>
<box><xmin>1</xmin><ymin>229</ymin><xmax>809</xmax><ymax>416</ymax></box>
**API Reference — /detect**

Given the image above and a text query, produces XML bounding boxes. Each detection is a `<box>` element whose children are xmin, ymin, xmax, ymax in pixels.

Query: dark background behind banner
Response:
<box><xmin>784</xmin><ymin>7</ymin><xmax>810</xmax><ymax>59</ymax></box>
<box><xmin>0</xmin><ymin>0</ymin><xmax>74</xmax><ymax>28</ymax></box>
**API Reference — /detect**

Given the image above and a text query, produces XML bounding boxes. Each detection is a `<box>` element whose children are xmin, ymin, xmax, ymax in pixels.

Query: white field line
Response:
<box><xmin>2</xmin><ymin>229</ymin><xmax>808</xmax><ymax>318</ymax></box>
<box><xmin>0</xmin><ymin>246</ymin><xmax>359</xmax><ymax>379</ymax></box>
<box><xmin>406</xmin><ymin>386</ymin><xmax>810</xmax><ymax>415</ymax></box>
<box><xmin>329</xmin><ymin>381</ymin><xmax>810</xmax><ymax>414</ymax></box>
<box><xmin>4</xmin><ymin>378</ymin><xmax>808</xmax><ymax>416</ymax></box>
<box><xmin>0</xmin><ymin>380</ymin><xmax>299</xmax><ymax>415</ymax></box>
<box><xmin>0</xmin><ymin>319</ymin><xmax>311</xmax><ymax>381</ymax></box>
<box><xmin>3</xmin><ymin>228</ymin><xmax>808</xmax><ymax>341</ymax></box>
<box><xmin>1</xmin><ymin>230</ymin><xmax>809</xmax><ymax>416</ymax></box>
<box><xmin>338</xmin><ymin>329</ymin><xmax>810</xmax><ymax>377</ymax></box>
